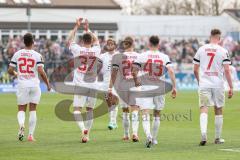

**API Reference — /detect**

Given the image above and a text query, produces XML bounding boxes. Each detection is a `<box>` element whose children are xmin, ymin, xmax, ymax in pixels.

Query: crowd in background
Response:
<box><xmin>0</xmin><ymin>36</ymin><xmax>240</xmax><ymax>84</ymax></box>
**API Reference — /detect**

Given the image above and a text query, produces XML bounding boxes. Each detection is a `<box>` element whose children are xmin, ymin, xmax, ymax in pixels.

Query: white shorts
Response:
<box><xmin>198</xmin><ymin>88</ymin><xmax>225</xmax><ymax>108</ymax></box>
<box><xmin>16</xmin><ymin>87</ymin><xmax>41</xmax><ymax>105</ymax></box>
<box><xmin>73</xmin><ymin>89</ymin><xmax>97</xmax><ymax>108</ymax></box>
<box><xmin>114</xmin><ymin>79</ymin><xmax>137</xmax><ymax>108</ymax></box>
<box><xmin>73</xmin><ymin>95</ymin><xmax>97</xmax><ymax>108</ymax></box>
<box><xmin>117</xmin><ymin>91</ymin><xmax>136</xmax><ymax>108</ymax></box>
<box><xmin>136</xmin><ymin>96</ymin><xmax>165</xmax><ymax>111</ymax></box>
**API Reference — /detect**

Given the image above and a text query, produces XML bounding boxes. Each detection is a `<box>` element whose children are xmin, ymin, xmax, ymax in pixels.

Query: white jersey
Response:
<box><xmin>9</xmin><ymin>49</ymin><xmax>44</xmax><ymax>88</ymax></box>
<box><xmin>99</xmin><ymin>52</ymin><xmax>117</xmax><ymax>83</ymax></box>
<box><xmin>69</xmin><ymin>42</ymin><xmax>101</xmax><ymax>84</ymax></box>
<box><xmin>135</xmin><ymin>50</ymin><xmax>172</xmax><ymax>80</ymax></box>
<box><xmin>112</xmin><ymin>52</ymin><xmax>140</xmax><ymax>90</ymax></box>
<box><xmin>193</xmin><ymin>43</ymin><xmax>231</xmax><ymax>88</ymax></box>
<box><xmin>133</xmin><ymin>50</ymin><xmax>170</xmax><ymax>110</ymax></box>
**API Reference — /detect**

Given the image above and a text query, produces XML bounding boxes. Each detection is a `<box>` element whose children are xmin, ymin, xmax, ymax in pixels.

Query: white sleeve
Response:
<box><xmin>222</xmin><ymin>50</ymin><xmax>231</xmax><ymax>65</ymax></box>
<box><xmin>92</xmin><ymin>45</ymin><xmax>101</xmax><ymax>55</ymax></box>
<box><xmin>9</xmin><ymin>53</ymin><xmax>17</xmax><ymax>67</ymax></box>
<box><xmin>112</xmin><ymin>54</ymin><xmax>119</xmax><ymax>69</ymax></box>
<box><xmin>193</xmin><ymin>48</ymin><xmax>201</xmax><ymax>65</ymax></box>
<box><xmin>36</xmin><ymin>54</ymin><xmax>44</xmax><ymax>67</ymax></box>
<box><xmin>69</xmin><ymin>42</ymin><xmax>81</xmax><ymax>57</ymax></box>
<box><xmin>133</xmin><ymin>54</ymin><xmax>142</xmax><ymax>68</ymax></box>
<box><xmin>98</xmin><ymin>53</ymin><xmax>104</xmax><ymax>64</ymax></box>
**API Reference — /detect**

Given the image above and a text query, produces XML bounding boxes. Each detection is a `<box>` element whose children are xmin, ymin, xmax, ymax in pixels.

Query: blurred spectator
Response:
<box><xmin>0</xmin><ymin>35</ymin><xmax>239</xmax><ymax>84</ymax></box>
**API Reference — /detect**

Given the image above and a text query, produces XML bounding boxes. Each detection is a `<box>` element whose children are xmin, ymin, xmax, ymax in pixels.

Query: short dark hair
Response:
<box><xmin>82</xmin><ymin>33</ymin><xmax>92</xmax><ymax>45</ymax></box>
<box><xmin>211</xmin><ymin>29</ymin><xmax>221</xmax><ymax>36</ymax></box>
<box><xmin>149</xmin><ymin>35</ymin><xmax>159</xmax><ymax>47</ymax></box>
<box><xmin>24</xmin><ymin>33</ymin><xmax>34</xmax><ymax>47</ymax></box>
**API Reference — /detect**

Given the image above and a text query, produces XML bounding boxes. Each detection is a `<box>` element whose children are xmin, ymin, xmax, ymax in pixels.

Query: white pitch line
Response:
<box><xmin>219</xmin><ymin>148</ymin><xmax>240</xmax><ymax>153</ymax></box>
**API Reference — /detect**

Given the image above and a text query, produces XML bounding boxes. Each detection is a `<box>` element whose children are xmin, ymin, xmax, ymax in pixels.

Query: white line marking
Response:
<box><xmin>219</xmin><ymin>148</ymin><xmax>240</xmax><ymax>153</ymax></box>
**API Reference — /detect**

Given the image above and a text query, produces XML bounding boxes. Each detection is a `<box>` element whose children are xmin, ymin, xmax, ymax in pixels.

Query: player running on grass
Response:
<box><xmin>109</xmin><ymin>36</ymin><xmax>140</xmax><ymax>142</ymax></box>
<box><xmin>68</xmin><ymin>18</ymin><xmax>101</xmax><ymax>143</ymax></box>
<box><xmin>8</xmin><ymin>33</ymin><xmax>51</xmax><ymax>142</ymax></box>
<box><xmin>193</xmin><ymin>29</ymin><xmax>233</xmax><ymax>146</ymax></box>
<box><xmin>132</xmin><ymin>35</ymin><xmax>177</xmax><ymax>148</ymax></box>
<box><xmin>99</xmin><ymin>39</ymin><xmax>119</xmax><ymax>130</ymax></box>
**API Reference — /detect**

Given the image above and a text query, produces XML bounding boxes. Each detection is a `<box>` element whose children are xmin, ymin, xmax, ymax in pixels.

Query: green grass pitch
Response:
<box><xmin>0</xmin><ymin>91</ymin><xmax>239</xmax><ymax>160</ymax></box>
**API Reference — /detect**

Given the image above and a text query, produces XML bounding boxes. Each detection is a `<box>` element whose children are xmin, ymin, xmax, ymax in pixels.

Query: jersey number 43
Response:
<box><xmin>144</xmin><ymin>59</ymin><xmax>163</xmax><ymax>76</ymax></box>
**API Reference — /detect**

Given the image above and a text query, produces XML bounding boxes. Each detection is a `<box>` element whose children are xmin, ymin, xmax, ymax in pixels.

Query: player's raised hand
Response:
<box><xmin>228</xmin><ymin>88</ymin><xmax>233</xmax><ymax>99</ymax></box>
<box><xmin>171</xmin><ymin>88</ymin><xmax>177</xmax><ymax>99</ymax></box>
<box><xmin>76</xmin><ymin>18</ymin><xmax>83</xmax><ymax>28</ymax></box>
<box><xmin>84</xmin><ymin>19</ymin><xmax>89</xmax><ymax>32</ymax></box>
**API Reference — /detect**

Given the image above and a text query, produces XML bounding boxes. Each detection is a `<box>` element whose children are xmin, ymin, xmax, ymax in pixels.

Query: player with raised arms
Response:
<box><xmin>8</xmin><ymin>33</ymin><xmax>51</xmax><ymax>142</ymax></box>
<box><xmin>68</xmin><ymin>18</ymin><xmax>101</xmax><ymax>143</ymax></box>
<box><xmin>193</xmin><ymin>29</ymin><xmax>233</xmax><ymax>146</ymax></box>
<box><xmin>132</xmin><ymin>35</ymin><xmax>177</xmax><ymax>148</ymax></box>
<box><xmin>109</xmin><ymin>36</ymin><xmax>140</xmax><ymax>142</ymax></box>
<box><xmin>99</xmin><ymin>39</ymin><xmax>119</xmax><ymax>130</ymax></box>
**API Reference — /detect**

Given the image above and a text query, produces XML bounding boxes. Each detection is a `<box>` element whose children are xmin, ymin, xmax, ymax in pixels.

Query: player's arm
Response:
<box><xmin>223</xmin><ymin>51</ymin><xmax>233</xmax><ymax>98</ymax></box>
<box><xmin>224</xmin><ymin>64</ymin><xmax>233</xmax><ymax>99</ymax></box>
<box><xmin>90</xmin><ymin>32</ymin><xmax>99</xmax><ymax>46</ymax></box>
<box><xmin>167</xmin><ymin>66</ymin><xmax>177</xmax><ymax>99</ymax></box>
<box><xmin>193</xmin><ymin>48</ymin><xmax>201</xmax><ymax>84</ymax></box>
<box><xmin>67</xmin><ymin>18</ymin><xmax>83</xmax><ymax>46</ymax></box>
<box><xmin>109</xmin><ymin>67</ymin><xmax>118</xmax><ymax>91</ymax></box>
<box><xmin>8</xmin><ymin>66</ymin><xmax>17</xmax><ymax>77</ymax></box>
<box><xmin>84</xmin><ymin>19</ymin><xmax>99</xmax><ymax>46</ymax></box>
<box><xmin>109</xmin><ymin>54</ymin><xmax>118</xmax><ymax>90</ymax></box>
<box><xmin>38</xmin><ymin>66</ymin><xmax>51</xmax><ymax>91</ymax></box>
<box><xmin>8</xmin><ymin>54</ymin><xmax>18</xmax><ymax>77</ymax></box>
<box><xmin>97</xmin><ymin>58</ymin><xmax>103</xmax><ymax>75</ymax></box>
<box><xmin>193</xmin><ymin>64</ymin><xmax>200</xmax><ymax>84</ymax></box>
<box><xmin>132</xmin><ymin>62</ymin><xmax>141</xmax><ymax>87</ymax></box>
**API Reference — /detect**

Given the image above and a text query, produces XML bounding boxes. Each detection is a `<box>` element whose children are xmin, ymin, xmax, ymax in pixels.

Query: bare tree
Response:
<box><xmin>233</xmin><ymin>0</ymin><xmax>240</xmax><ymax>8</ymax></box>
<box><xmin>142</xmin><ymin>0</ymin><xmax>163</xmax><ymax>15</ymax></box>
<box><xmin>142</xmin><ymin>0</ymin><xmax>183</xmax><ymax>15</ymax></box>
<box><xmin>182</xmin><ymin>0</ymin><xmax>194</xmax><ymax>15</ymax></box>
<box><xmin>194</xmin><ymin>0</ymin><xmax>208</xmax><ymax>15</ymax></box>
<box><xmin>210</xmin><ymin>0</ymin><xmax>220</xmax><ymax>15</ymax></box>
<box><xmin>114</xmin><ymin>0</ymin><xmax>239</xmax><ymax>16</ymax></box>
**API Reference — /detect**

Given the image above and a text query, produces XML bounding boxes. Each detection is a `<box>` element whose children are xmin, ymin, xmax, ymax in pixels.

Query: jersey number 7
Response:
<box><xmin>207</xmin><ymin>53</ymin><xmax>215</xmax><ymax>70</ymax></box>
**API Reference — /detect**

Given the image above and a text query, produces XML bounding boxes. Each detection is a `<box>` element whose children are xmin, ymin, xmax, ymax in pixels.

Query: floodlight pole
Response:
<box><xmin>26</xmin><ymin>6</ymin><xmax>31</xmax><ymax>32</ymax></box>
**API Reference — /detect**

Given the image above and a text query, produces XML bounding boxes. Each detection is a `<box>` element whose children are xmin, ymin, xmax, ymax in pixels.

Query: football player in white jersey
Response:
<box><xmin>132</xmin><ymin>36</ymin><xmax>177</xmax><ymax>148</ymax></box>
<box><xmin>8</xmin><ymin>33</ymin><xmax>51</xmax><ymax>142</ymax></box>
<box><xmin>193</xmin><ymin>29</ymin><xmax>233</xmax><ymax>146</ymax></box>
<box><xmin>99</xmin><ymin>39</ymin><xmax>119</xmax><ymax>130</ymax></box>
<box><xmin>68</xmin><ymin>18</ymin><xmax>101</xmax><ymax>143</ymax></box>
<box><xmin>109</xmin><ymin>36</ymin><xmax>140</xmax><ymax>142</ymax></box>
